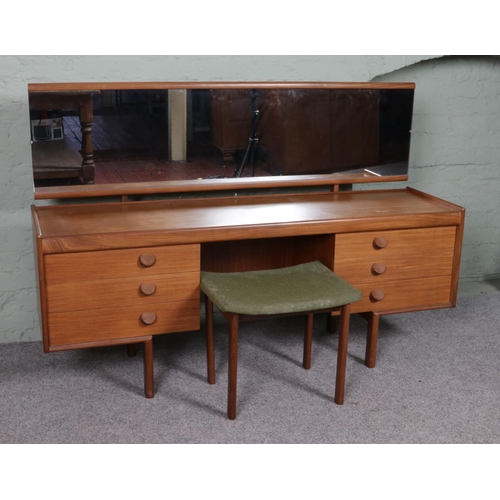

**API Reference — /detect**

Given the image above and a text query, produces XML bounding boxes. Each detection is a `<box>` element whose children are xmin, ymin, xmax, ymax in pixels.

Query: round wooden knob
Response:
<box><xmin>370</xmin><ymin>290</ymin><xmax>385</xmax><ymax>301</ymax></box>
<box><xmin>373</xmin><ymin>236</ymin><xmax>388</xmax><ymax>249</ymax></box>
<box><xmin>139</xmin><ymin>254</ymin><xmax>156</xmax><ymax>267</ymax></box>
<box><xmin>140</xmin><ymin>312</ymin><xmax>157</xmax><ymax>325</ymax></box>
<box><xmin>371</xmin><ymin>263</ymin><xmax>386</xmax><ymax>275</ymax></box>
<box><xmin>140</xmin><ymin>283</ymin><xmax>156</xmax><ymax>296</ymax></box>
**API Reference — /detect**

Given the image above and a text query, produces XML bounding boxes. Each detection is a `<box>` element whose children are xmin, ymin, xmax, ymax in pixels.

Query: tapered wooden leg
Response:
<box><xmin>364</xmin><ymin>312</ymin><xmax>380</xmax><ymax>368</ymax></box>
<box><xmin>327</xmin><ymin>313</ymin><xmax>337</xmax><ymax>334</ymax></box>
<box><xmin>303</xmin><ymin>314</ymin><xmax>314</xmax><ymax>369</ymax></box>
<box><xmin>335</xmin><ymin>304</ymin><xmax>351</xmax><ymax>405</ymax></box>
<box><xmin>127</xmin><ymin>344</ymin><xmax>137</xmax><ymax>357</ymax></box>
<box><xmin>227</xmin><ymin>313</ymin><xmax>239</xmax><ymax>420</ymax></box>
<box><xmin>143</xmin><ymin>337</ymin><xmax>154</xmax><ymax>399</ymax></box>
<box><xmin>205</xmin><ymin>295</ymin><xmax>216</xmax><ymax>384</ymax></box>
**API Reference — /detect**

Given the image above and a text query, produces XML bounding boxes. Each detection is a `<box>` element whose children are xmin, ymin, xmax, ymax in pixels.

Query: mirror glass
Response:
<box><xmin>28</xmin><ymin>84</ymin><xmax>414</xmax><ymax>191</ymax></box>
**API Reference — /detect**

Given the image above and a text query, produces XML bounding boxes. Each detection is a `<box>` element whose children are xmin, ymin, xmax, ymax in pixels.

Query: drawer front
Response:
<box><xmin>334</xmin><ymin>227</ymin><xmax>456</xmax><ymax>283</ymax></box>
<box><xmin>47</xmin><ymin>300</ymin><xmax>200</xmax><ymax>346</ymax></box>
<box><xmin>44</xmin><ymin>244</ymin><xmax>200</xmax><ymax>282</ymax></box>
<box><xmin>46</xmin><ymin>271</ymin><xmax>199</xmax><ymax>313</ymax></box>
<box><xmin>349</xmin><ymin>276</ymin><xmax>452</xmax><ymax>314</ymax></box>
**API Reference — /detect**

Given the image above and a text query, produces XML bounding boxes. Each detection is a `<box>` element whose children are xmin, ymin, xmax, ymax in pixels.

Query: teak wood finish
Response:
<box><xmin>205</xmin><ymin>296</ymin><xmax>353</xmax><ymax>420</ymax></box>
<box><xmin>32</xmin><ymin>187</ymin><xmax>465</xmax><ymax>399</ymax></box>
<box><xmin>28</xmin><ymin>80</ymin><xmax>464</xmax><ymax>405</ymax></box>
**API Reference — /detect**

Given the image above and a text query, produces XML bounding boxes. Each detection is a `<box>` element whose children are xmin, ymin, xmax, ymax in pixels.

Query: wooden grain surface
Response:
<box><xmin>29</xmin><ymin>82</ymin><xmax>416</xmax><ymax>92</ymax></box>
<box><xmin>46</xmin><ymin>271</ymin><xmax>200</xmax><ymax>312</ymax></box>
<box><xmin>32</xmin><ymin>186</ymin><xmax>465</xmax><ymax>355</ymax></box>
<box><xmin>33</xmin><ymin>188</ymin><xmax>464</xmax><ymax>254</ymax></box>
<box><xmin>44</xmin><ymin>245</ymin><xmax>200</xmax><ymax>279</ymax></box>
<box><xmin>34</xmin><ymin>172</ymin><xmax>408</xmax><ymax>200</ymax></box>
<box><xmin>334</xmin><ymin>226</ymin><xmax>456</xmax><ymax>283</ymax></box>
<box><xmin>348</xmin><ymin>275</ymin><xmax>453</xmax><ymax>314</ymax></box>
<box><xmin>47</xmin><ymin>299</ymin><xmax>200</xmax><ymax>346</ymax></box>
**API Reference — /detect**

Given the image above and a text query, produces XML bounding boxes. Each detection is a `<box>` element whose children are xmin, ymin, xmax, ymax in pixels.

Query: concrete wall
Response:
<box><xmin>0</xmin><ymin>55</ymin><xmax>497</xmax><ymax>344</ymax></box>
<box><xmin>362</xmin><ymin>56</ymin><xmax>500</xmax><ymax>282</ymax></box>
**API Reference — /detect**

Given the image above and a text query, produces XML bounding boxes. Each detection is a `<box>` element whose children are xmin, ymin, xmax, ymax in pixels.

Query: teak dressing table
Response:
<box><xmin>29</xmin><ymin>81</ymin><xmax>465</xmax><ymax>400</ymax></box>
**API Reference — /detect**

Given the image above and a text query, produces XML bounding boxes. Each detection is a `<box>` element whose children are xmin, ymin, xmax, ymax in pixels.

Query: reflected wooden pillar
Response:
<box><xmin>79</xmin><ymin>93</ymin><xmax>95</xmax><ymax>183</ymax></box>
<box><xmin>28</xmin><ymin>90</ymin><xmax>97</xmax><ymax>185</ymax></box>
<box><xmin>168</xmin><ymin>89</ymin><xmax>187</xmax><ymax>162</ymax></box>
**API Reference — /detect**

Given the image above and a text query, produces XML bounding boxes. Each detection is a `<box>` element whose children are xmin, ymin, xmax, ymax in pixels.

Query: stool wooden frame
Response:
<box><xmin>205</xmin><ymin>295</ymin><xmax>352</xmax><ymax>420</ymax></box>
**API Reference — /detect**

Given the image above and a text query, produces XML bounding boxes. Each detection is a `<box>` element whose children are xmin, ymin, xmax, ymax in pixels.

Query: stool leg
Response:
<box><xmin>303</xmin><ymin>314</ymin><xmax>314</xmax><ymax>369</ymax></box>
<box><xmin>143</xmin><ymin>337</ymin><xmax>154</xmax><ymax>399</ymax></box>
<box><xmin>205</xmin><ymin>295</ymin><xmax>216</xmax><ymax>384</ymax></box>
<box><xmin>335</xmin><ymin>303</ymin><xmax>351</xmax><ymax>405</ymax></box>
<box><xmin>227</xmin><ymin>313</ymin><xmax>239</xmax><ymax>420</ymax></box>
<box><xmin>327</xmin><ymin>313</ymin><xmax>337</xmax><ymax>334</ymax></box>
<box><xmin>364</xmin><ymin>312</ymin><xmax>380</xmax><ymax>369</ymax></box>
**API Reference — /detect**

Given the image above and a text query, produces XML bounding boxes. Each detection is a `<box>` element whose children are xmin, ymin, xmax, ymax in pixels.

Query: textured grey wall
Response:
<box><xmin>0</xmin><ymin>55</ymin><xmax>497</xmax><ymax>344</ymax></box>
<box><xmin>363</xmin><ymin>56</ymin><xmax>500</xmax><ymax>282</ymax></box>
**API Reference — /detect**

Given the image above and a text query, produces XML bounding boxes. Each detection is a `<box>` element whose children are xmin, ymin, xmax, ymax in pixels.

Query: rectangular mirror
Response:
<box><xmin>28</xmin><ymin>82</ymin><xmax>415</xmax><ymax>199</ymax></box>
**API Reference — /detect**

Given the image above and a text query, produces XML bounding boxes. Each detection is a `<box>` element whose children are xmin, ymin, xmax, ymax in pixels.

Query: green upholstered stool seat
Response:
<box><xmin>200</xmin><ymin>261</ymin><xmax>362</xmax><ymax>316</ymax></box>
<box><xmin>201</xmin><ymin>261</ymin><xmax>362</xmax><ymax>419</ymax></box>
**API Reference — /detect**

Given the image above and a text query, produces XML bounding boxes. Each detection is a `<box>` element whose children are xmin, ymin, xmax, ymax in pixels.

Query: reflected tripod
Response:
<box><xmin>233</xmin><ymin>90</ymin><xmax>281</xmax><ymax>178</ymax></box>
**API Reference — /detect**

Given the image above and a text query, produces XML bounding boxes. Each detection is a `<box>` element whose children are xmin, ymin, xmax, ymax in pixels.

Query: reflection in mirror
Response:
<box><xmin>28</xmin><ymin>86</ymin><xmax>414</xmax><ymax>188</ymax></box>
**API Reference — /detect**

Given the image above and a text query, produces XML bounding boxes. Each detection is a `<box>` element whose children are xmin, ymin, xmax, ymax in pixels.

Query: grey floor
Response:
<box><xmin>2</xmin><ymin>277</ymin><xmax>499</xmax><ymax>497</ymax></box>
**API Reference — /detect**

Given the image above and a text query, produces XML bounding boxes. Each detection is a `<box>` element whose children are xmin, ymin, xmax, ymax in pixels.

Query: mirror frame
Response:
<box><xmin>28</xmin><ymin>81</ymin><xmax>415</xmax><ymax>200</ymax></box>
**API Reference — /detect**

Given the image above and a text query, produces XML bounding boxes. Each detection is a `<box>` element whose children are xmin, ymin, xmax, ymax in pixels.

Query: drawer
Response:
<box><xmin>349</xmin><ymin>276</ymin><xmax>453</xmax><ymax>314</ymax></box>
<box><xmin>47</xmin><ymin>299</ymin><xmax>200</xmax><ymax>346</ymax></box>
<box><xmin>334</xmin><ymin>227</ymin><xmax>456</xmax><ymax>283</ymax></box>
<box><xmin>46</xmin><ymin>271</ymin><xmax>200</xmax><ymax>313</ymax></box>
<box><xmin>44</xmin><ymin>244</ymin><xmax>200</xmax><ymax>282</ymax></box>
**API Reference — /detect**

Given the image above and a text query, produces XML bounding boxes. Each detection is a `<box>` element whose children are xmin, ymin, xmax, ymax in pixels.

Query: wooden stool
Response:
<box><xmin>200</xmin><ymin>261</ymin><xmax>362</xmax><ymax>419</ymax></box>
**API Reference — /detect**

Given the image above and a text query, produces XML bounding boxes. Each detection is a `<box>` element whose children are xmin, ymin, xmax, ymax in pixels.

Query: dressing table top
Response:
<box><xmin>33</xmin><ymin>188</ymin><xmax>464</xmax><ymax>254</ymax></box>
